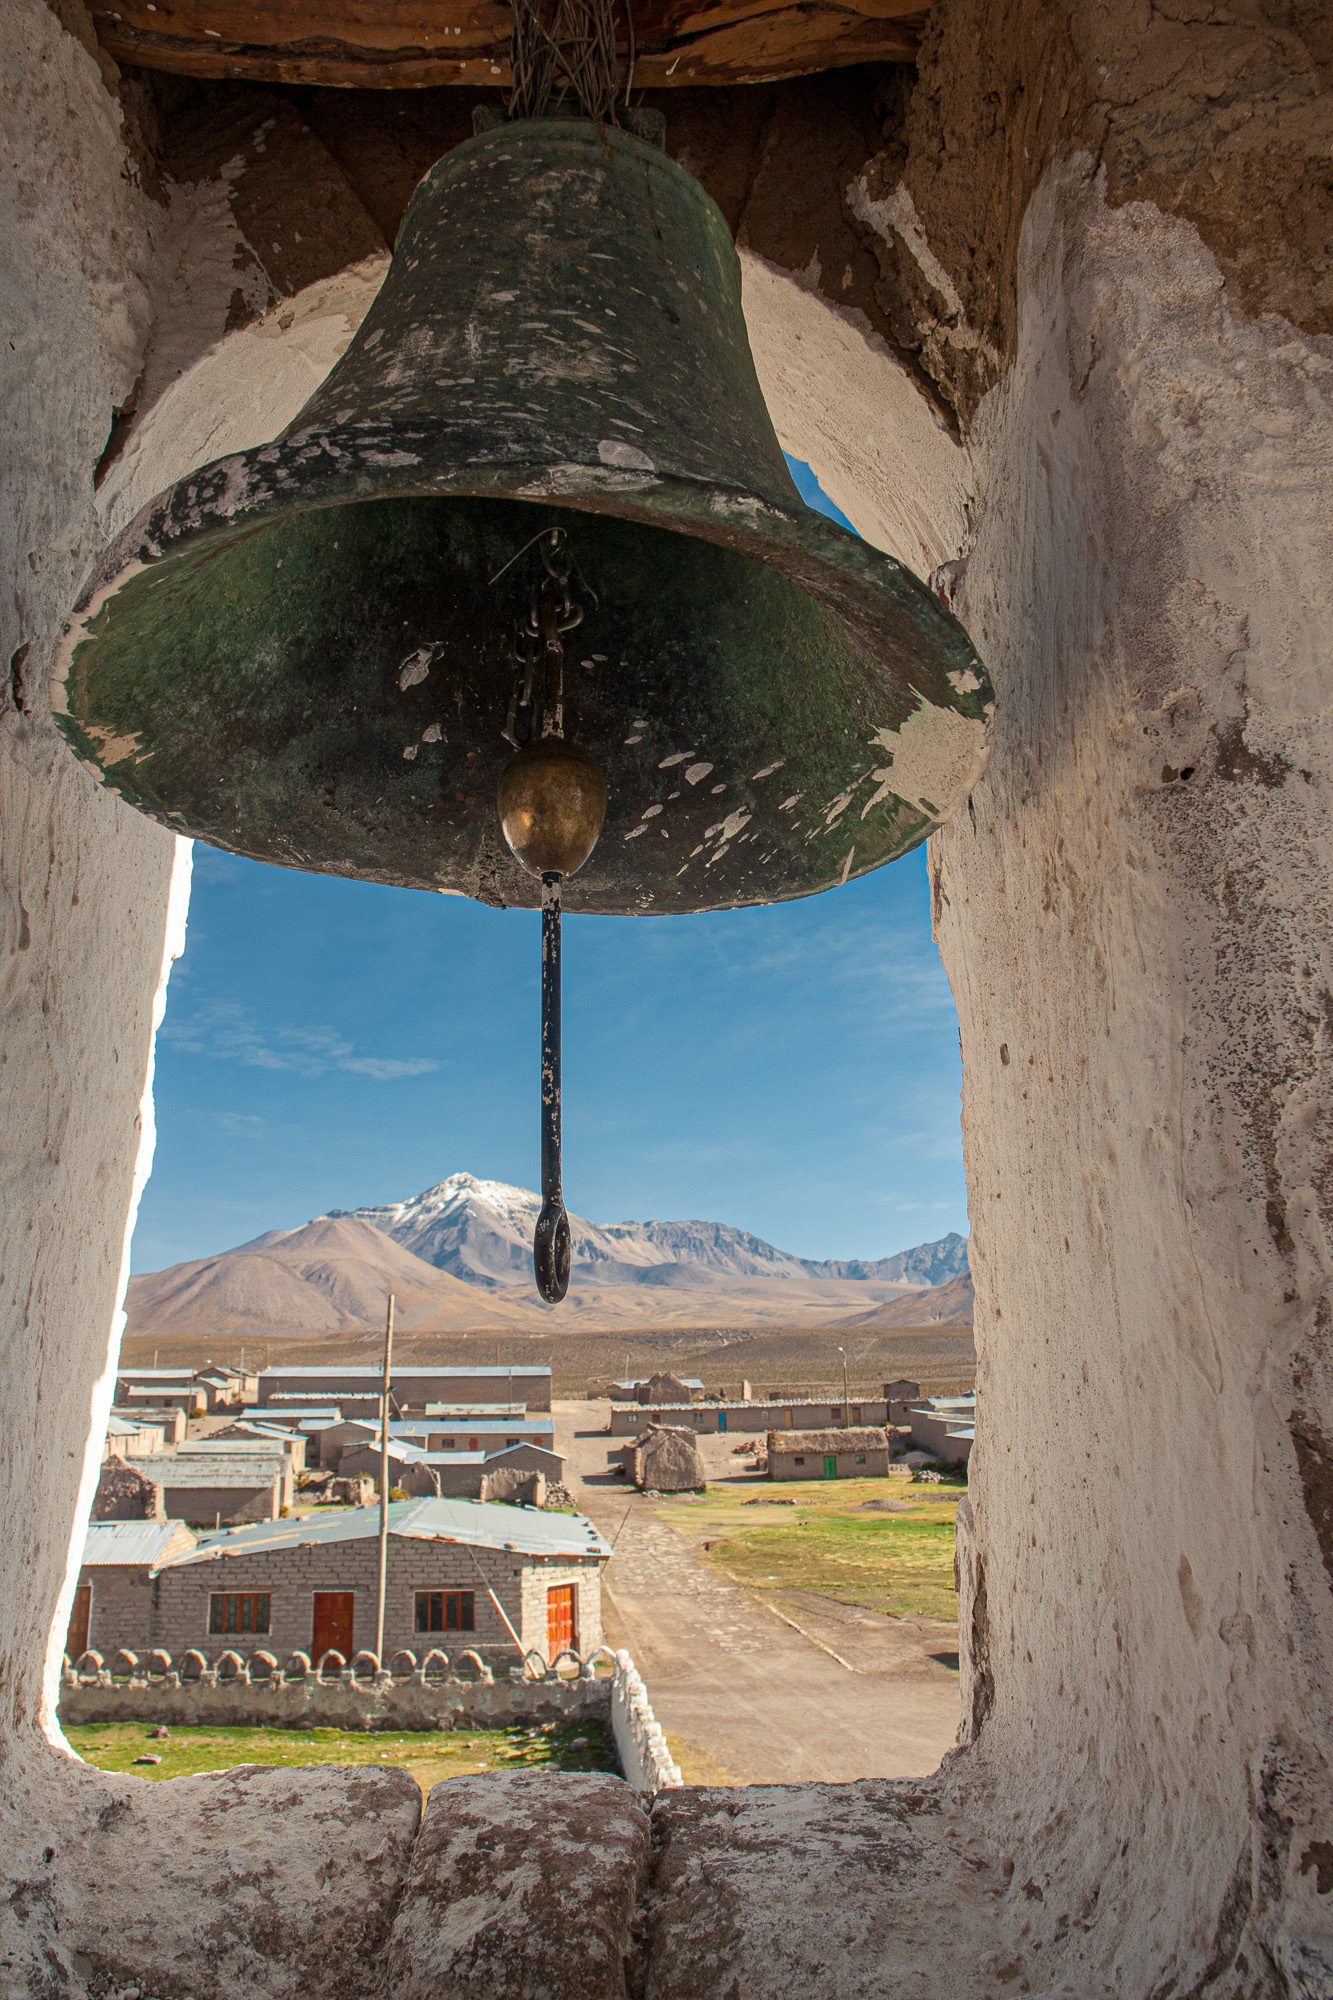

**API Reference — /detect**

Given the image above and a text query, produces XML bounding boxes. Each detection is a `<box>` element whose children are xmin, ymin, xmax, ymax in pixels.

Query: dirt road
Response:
<box><xmin>555</xmin><ymin>1402</ymin><xmax>961</xmax><ymax>1785</ymax></box>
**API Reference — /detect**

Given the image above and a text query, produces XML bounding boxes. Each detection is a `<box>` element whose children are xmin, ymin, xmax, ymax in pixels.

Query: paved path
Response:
<box><xmin>555</xmin><ymin>1402</ymin><xmax>961</xmax><ymax>1786</ymax></box>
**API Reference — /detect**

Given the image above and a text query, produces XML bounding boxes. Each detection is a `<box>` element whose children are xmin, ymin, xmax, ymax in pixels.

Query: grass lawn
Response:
<box><xmin>658</xmin><ymin>1475</ymin><xmax>965</xmax><ymax>1622</ymax></box>
<box><xmin>64</xmin><ymin>1718</ymin><xmax>618</xmax><ymax>1796</ymax></box>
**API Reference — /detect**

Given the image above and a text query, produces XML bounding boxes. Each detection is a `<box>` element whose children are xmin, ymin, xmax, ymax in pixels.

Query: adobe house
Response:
<box><xmin>620</xmin><ymin>1426</ymin><xmax>707</xmax><ymax>1493</ymax></box>
<box><xmin>257</xmin><ymin>1364</ymin><xmax>555</xmax><ymax>1414</ymax></box>
<box><xmin>151</xmin><ymin>1499</ymin><xmax>609</xmax><ymax>1667</ymax></box>
<box><xmin>766</xmin><ymin>1427</ymin><xmax>893</xmax><ymax>1480</ymax></box>
<box><xmin>3</xmin><ymin>0</ymin><xmax>1331</xmax><ymax>1994</ymax></box>
<box><xmin>64</xmin><ymin>1519</ymin><xmax>196</xmax><ymax>1662</ymax></box>
<box><xmin>128</xmin><ymin>1451</ymin><xmax>292</xmax><ymax>1525</ymax></box>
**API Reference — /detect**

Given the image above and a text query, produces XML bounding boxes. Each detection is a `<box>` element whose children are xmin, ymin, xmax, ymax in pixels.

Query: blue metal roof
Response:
<box><xmin>172</xmin><ymin>1497</ymin><xmax>609</xmax><ymax>1565</ymax></box>
<box><xmin>81</xmin><ymin>1520</ymin><xmax>195</xmax><ymax>1566</ymax></box>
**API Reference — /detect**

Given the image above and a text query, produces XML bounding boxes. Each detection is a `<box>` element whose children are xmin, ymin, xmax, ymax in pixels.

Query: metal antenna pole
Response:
<box><xmin>839</xmin><ymin>1345</ymin><xmax>850</xmax><ymax>1428</ymax></box>
<box><xmin>375</xmin><ymin>1292</ymin><xmax>395</xmax><ymax>1668</ymax></box>
<box><xmin>533</xmin><ymin>872</ymin><xmax>571</xmax><ymax>1302</ymax></box>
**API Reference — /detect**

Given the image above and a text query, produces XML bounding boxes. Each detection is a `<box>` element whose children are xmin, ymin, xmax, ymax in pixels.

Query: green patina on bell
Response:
<box><xmin>54</xmin><ymin>117</ymin><xmax>992</xmax><ymax>916</ymax></box>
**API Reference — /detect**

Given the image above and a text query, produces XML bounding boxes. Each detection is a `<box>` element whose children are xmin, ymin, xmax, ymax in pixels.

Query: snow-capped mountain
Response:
<box><xmin>331</xmin><ymin>1172</ymin><xmax>968</xmax><ymax>1292</ymax></box>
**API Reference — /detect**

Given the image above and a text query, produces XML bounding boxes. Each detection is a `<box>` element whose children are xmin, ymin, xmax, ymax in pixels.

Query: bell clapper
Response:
<box><xmin>534</xmin><ymin>870</ymin><xmax>571</xmax><ymax>1303</ymax></box>
<box><xmin>495</xmin><ymin>527</ymin><xmax>609</xmax><ymax>1303</ymax></box>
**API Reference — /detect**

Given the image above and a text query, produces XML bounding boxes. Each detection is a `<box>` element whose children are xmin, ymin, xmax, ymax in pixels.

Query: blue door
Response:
<box><xmin>718</xmin><ymin>1410</ymin><xmax>727</xmax><ymax>1432</ymax></box>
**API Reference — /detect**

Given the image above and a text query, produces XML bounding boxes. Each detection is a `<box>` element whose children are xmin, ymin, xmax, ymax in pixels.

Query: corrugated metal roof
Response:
<box><xmin>259</xmin><ymin>1365</ymin><xmax>551</xmax><ymax>1381</ymax></box>
<box><xmin>81</xmin><ymin>1520</ymin><xmax>195</xmax><ymax>1566</ymax></box>
<box><xmin>175</xmin><ymin>1438</ymin><xmax>296</xmax><ymax>1454</ymax></box>
<box><xmin>133</xmin><ymin>1455</ymin><xmax>285</xmax><ymax>1486</ymax></box>
<box><xmin>429</xmin><ymin>1419</ymin><xmax>553</xmax><ymax>1435</ymax></box>
<box><xmin>170</xmin><ymin>1497</ymin><xmax>610</xmax><ymax>1566</ymax></box>
<box><xmin>423</xmin><ymin>1402</ymin><xmax>527</xmax><ymax>1417</ymax></box>
<box><xmin>258</xmin><ymin>1403</ymin><xmax>345</xmax><ymax>1415</ymax></box>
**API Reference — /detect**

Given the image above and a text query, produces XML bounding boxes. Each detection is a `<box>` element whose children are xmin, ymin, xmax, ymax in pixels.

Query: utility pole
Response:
<box><xmin>374</xmin><ymin>1293</ymin><xmax>395</xmax><ymax>1670</ymax></box>
<box><xmin>839</xmin><ymin>1346</ymin><xmax>850</xmax><ymax>1428</ymax></box>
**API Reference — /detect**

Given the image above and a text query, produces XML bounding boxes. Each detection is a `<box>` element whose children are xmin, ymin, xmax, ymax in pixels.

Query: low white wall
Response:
<box><xmin>609</xmin><ymin>1649</ymin><xmax>682</xmax><ymax>1792</ymax></box>
<box><xmin>60</xmin><ymin>1648</ymin><xmax>611</xmax><ymax>1732</ymax></box>
<box><xmin>60</xmin><ymin>1643</ymin><xmax>680</xmax><ymax>1790</ymax></box>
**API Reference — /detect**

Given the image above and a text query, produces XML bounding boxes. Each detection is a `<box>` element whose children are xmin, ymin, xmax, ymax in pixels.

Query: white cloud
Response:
<box><xmin>164</xmin><ymin>1001</ymin><xmax>437</xmax><ymax>1081</ymax></box>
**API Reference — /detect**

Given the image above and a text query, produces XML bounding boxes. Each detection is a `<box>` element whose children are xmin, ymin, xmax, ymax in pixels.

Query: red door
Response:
<box><xmin>66</xmin><ymin>1583</ymin><xmax>92</xmax><ymax>1659</ymax></box>
<box><xmin>311</xmin><ymin>1591</ymin><xmax>355</xmax><ymax>1662</ymax></box>
<box><xmin>546</xmin><ymin>1584</ymin><xmax>576</xmax><ymax>1657</ymax></box>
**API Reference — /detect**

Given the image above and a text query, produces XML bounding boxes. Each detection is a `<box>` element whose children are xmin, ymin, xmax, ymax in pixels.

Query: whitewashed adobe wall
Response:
<box><xmin>748</xmin><ymin>145</ymin><xmax>1333</xmax><ymax>1998</ymax></box>
<box><xmin>0</xmin><ymin>0</ymin><xmax>184</xmax><ymax>1768</ymax></box>
<box><xmin>937</xmin><ymin>160</ymin><xmax>1333</xmax><ymax>1991</ymax></box>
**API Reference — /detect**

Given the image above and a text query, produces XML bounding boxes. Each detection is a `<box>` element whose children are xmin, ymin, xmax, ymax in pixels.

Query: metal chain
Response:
<box><xmin>501</xmin><ymin>528</ymin><xmax>594</xmax><ymax>748</ymax></box>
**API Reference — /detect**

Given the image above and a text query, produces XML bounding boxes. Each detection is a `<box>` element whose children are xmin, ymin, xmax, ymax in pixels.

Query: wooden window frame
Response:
<box><xmin>208</xmin><ymin>1592</ymin><xmax>271</xmax><ymax>1635</ymax></box>
<box><xmin>414</xmin><ymin>1590</ymin><xmax>475</xmax><ymax>1634</ymax></box>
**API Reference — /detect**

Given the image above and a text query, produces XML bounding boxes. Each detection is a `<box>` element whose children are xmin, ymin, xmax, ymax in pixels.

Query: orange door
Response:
<box><xmin>546</xmin><ymin>1584</ymin><xmax>576</xmax><ymax>1657</ymax></box>
<box><xmin>311</xmin><ymin>1591</ymin><xmax>355</xmax><ymax>1661</ymax></box>
<box><xmin>66</xmin><ymin>1583</ymin><xmax>91</xmax><ymax>1659</ymax></box>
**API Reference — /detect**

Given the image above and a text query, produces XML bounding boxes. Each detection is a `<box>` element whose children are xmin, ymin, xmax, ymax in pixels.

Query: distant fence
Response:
<box><xmin>59</xmin><ymin>1645</ymin><xmax>681</xmax><ymax>1792</ymax></box>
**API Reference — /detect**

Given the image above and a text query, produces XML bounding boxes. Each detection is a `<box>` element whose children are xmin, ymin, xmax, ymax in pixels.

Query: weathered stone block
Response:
<box><xmin>386</xmin><ymin>1772</ymin><xmax>651</xmax><ymax>1999</ymax></box>
<box><xmin>643</xmin><ymin>1782</ymin><xmax>1007</xmax><ymax>2000</ymax></box>
<box><xmin>32</xmin><ymin>1762</ymin><xmax>420</xmax><ymax>1998</ymax></box>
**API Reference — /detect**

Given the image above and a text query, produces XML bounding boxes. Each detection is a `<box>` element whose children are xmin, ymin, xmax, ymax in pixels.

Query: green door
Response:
<box><xmin>823</xmin><ymin>1454</ymin><xmax>837</xmax><ymax>1479</ymax></box>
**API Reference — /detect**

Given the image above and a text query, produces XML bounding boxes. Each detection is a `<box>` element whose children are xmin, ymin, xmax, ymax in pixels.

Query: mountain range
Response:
<box><xmin>125</xmin><ymin>1172</ymin><xmax>972</xmax><ymax>1339</ymax></box>
<box><xmin>333</xmin><ymin>1175</ymin><xmax>970</xmax><ymax>1293</ymax></box>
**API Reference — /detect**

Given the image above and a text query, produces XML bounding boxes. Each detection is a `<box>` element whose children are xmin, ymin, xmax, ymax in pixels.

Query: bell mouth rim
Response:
<box><xmin>61</xmin><ymin>427</ymin><xmax>992</xmax><ymax>735</ymax></box>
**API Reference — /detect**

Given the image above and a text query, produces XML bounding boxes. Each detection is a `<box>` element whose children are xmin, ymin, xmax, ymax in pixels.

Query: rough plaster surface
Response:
<box><xmin>740</xmin><ymin>247</ymin><xmax>971</xmax><ymax>580</ymax></box>
<box><xmin>645</xmin><ymin>1781</ymin><xmax>1011</xmax><ymax>2000</ymax></box>
<box><xmin>385</xmin><ymin>1772</ymin><xmax>651</xmax><ymax>2000</ymax></box>
<box><xmin>1</xmin><ymin>0</ymin><xmax>181</xmax><ymax>1783</ymax></box>
<box><xmin>11</xmin><ymin>1762</ymin><xmax>421</xmax><ymax>1999</ymax></box>
<box><xmin>932</xmin><ymin>159</ymin><xmax>1333</xmax><ymax>1994</ymax></box>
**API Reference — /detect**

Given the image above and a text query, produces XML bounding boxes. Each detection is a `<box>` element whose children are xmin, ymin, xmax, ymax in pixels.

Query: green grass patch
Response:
<box><xmin>659</xmin><ymin>1477</ymin><xmax>961</xmax><ymax>1621</ymax></box>
<box><xmin>63</xmin><ymin>1718</ymin><xmax>618</xmax><ymax>1795</ymax></box>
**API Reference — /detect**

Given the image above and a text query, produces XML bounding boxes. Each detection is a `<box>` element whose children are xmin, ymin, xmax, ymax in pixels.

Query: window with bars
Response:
<box><xmin>415</xmin><ymin>1590</ymin><xmax>475</xmax><ymax>1633</ymax></box>
<box><xmin>209</xmin><ymin>1592</ymin><xmax>270</xmax><ymax>1635</ymax></box>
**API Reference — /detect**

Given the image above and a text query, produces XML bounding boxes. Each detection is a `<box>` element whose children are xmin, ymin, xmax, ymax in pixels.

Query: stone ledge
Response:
<box><xmin>386</xmin><ymin>1771</ymin><xmax>652</xmax><ymax>2000</ymax></box>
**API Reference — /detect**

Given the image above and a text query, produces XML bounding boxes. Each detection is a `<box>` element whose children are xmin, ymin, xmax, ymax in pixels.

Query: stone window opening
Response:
<box><xmin>209</xmin><ymin>1592</ymin><xmax>270</xmax><ymax>1636</ymax></box>
<box><xmin>12</xmin><ymin>23</ymin><xmax>1331</xmax><ymax>1993</ymax></box>
<box><xmin>415</xmin><ymin>1590</ymin><xmax>474</xmax><ymax>1634</ymax></box>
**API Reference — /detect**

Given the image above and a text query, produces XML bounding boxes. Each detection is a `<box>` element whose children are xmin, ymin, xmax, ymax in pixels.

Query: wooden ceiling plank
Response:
<box><xmin>95</xmin><ymin>2</ymin><xmax>511</xmax><ymax>52</ymax></box>
<box><xmin>669</xmin><ymin>0</ymin><xmax>918</xmax><ymax>30</ymax></box>
<box><xmin>94</xmin><ymin>2</ymin><xmax>920</xmax><ymax>82</ymax></box>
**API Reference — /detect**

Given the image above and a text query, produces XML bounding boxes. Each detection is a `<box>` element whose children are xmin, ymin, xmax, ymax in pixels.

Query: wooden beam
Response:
<box><xmin>93</xmin><ymin>0</ymin><xmax>922</xmax><ymax>86</ymax></box>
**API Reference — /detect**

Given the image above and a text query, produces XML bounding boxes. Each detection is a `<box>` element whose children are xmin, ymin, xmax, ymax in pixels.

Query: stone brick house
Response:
<box><xmin>257</xmin><ymin>1364</ymin><xmax>553</xmax><ymax>1414</ymax></box>
<box><xmin>766</xmin><ymin>1428</ymin><xmax>892</xmax><ymax>1480</ymax></box>
<box><xmin>337</xmin><ymin>1437</ymin><xmax>565</xmax><ymax>1502</ymax></box>
<box><xmin>130</xmin><ymin>1452</ymin><xmax>291</xmax><ymax>1524</ymax></box>
<box><xmin>151</xmin><ymin>1498</ymin><xmax>610</xmax><ymax>1666</ymax></box>
<box><xmin>65</xmin><ymin>1519</ymin><xmax>196</xmax><ymax>1661</ymax></box>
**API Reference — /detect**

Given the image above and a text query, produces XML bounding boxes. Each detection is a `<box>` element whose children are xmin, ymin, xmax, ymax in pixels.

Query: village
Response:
<box><xmin>72</xmin><ymin>1357</ymin><xmax>974</xmax><ymax>1725</ymax></box>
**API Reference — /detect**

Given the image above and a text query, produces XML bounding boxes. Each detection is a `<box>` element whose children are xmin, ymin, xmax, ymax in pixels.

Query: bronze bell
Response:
<box><xmin>55</xmin><ymin>113</ymin><xmax>993</xmax><ymax>1306</ymax></box>
<box><xmin>54</xmin><ymin>116</ymin><xmax>992</xmax><ymax>919</ymax></box>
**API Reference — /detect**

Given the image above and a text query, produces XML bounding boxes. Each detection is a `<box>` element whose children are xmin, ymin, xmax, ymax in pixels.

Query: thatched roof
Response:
<box><xmin>766</xmin><ymin>1428</ymin><xmax>890</xmax><ymax>1454</ymax></box>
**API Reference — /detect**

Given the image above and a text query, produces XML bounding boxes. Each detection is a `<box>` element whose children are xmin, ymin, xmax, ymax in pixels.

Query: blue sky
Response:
<box><xmin>129</xmin><ymin>461</ymin><xmax>969</xmax><ymax>1273</ymax></box>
